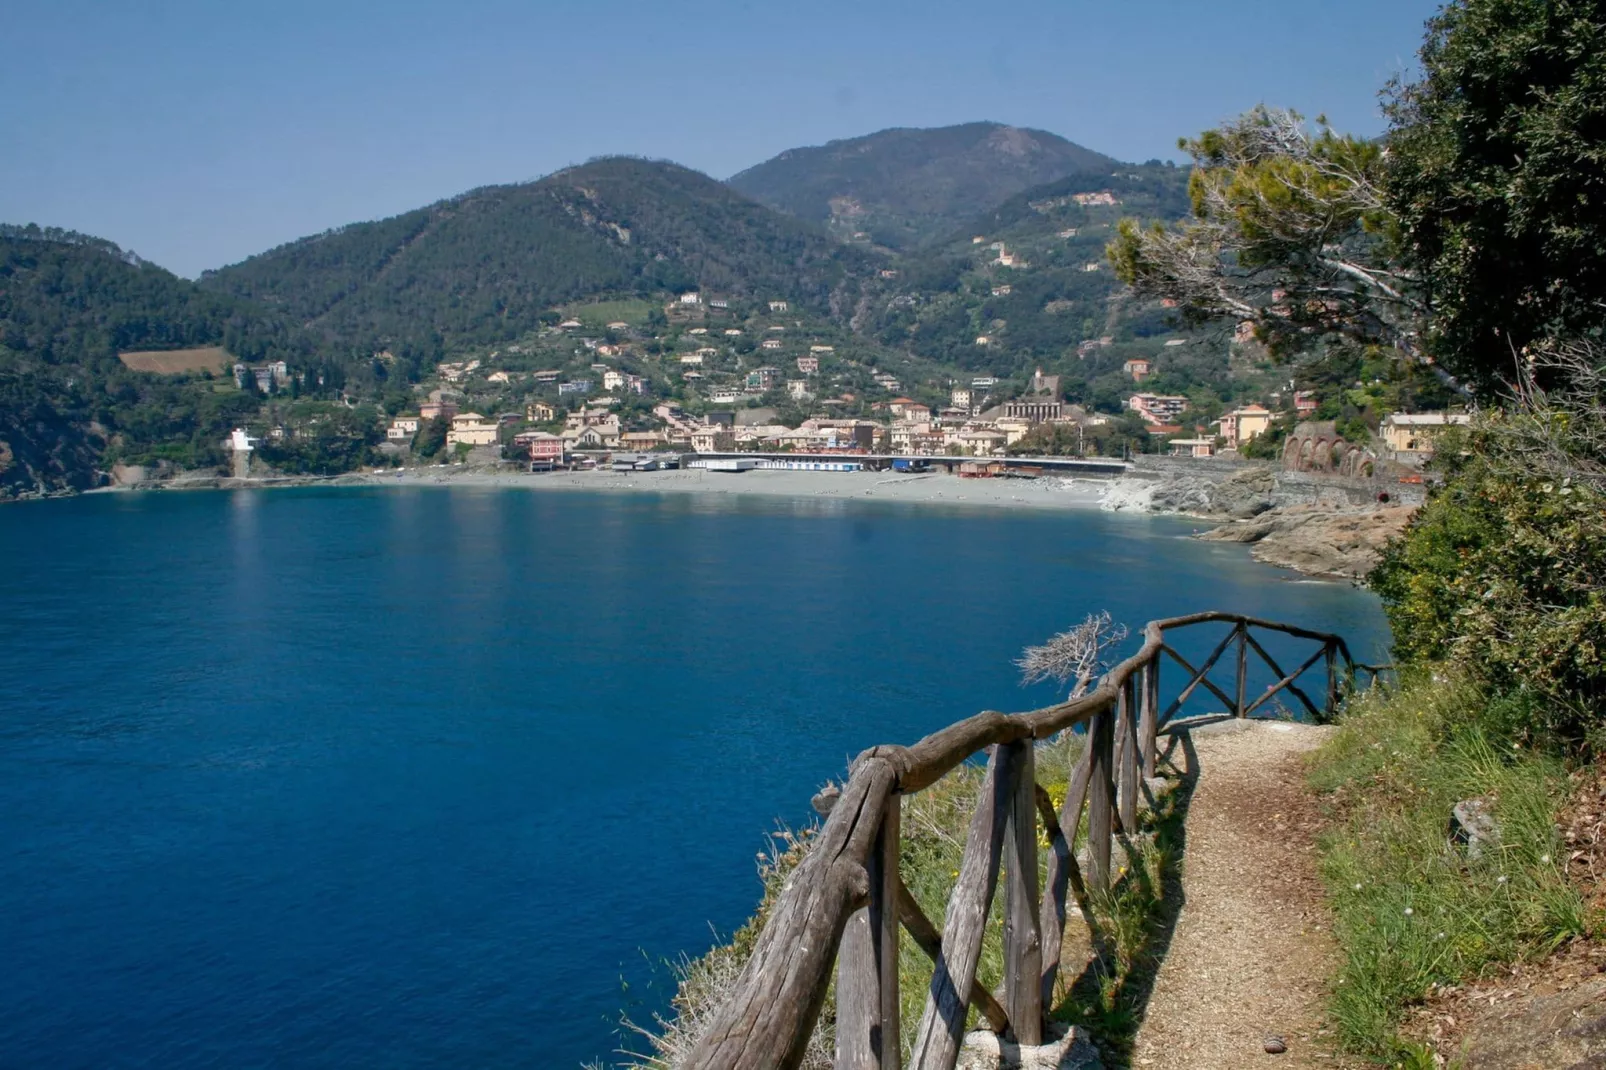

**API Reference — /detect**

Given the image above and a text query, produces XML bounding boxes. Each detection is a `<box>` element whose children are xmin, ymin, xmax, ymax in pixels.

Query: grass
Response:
<box><xmin>564</xmin><ymin>298</ymin><xmax>655</xmax><ymax>327</ymax></box>
<box><xmin>1307</xmin><ymin>668</ymin><xmax>1593</xmax><ymax>1064</ymax></box>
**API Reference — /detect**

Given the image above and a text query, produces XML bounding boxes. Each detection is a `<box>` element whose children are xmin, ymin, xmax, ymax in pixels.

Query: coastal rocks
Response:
<box><xmin>957</xmin><ymin>1022</ymin><xmax>1103</xmax><ymax>1070</ymax></box>
<box><xmin>1154</xmin><ymin>466</ymin><xmax>1278</xmax><ymax>519</ymax></box>
<box><xmin>1197</xmin><ymin>504</ymin><xmax>1415</xmax><ymax>579</ymax></box>
<box><xmin>1100</xmin><ymin>464</ymin><xmax>1278</xmax><ymax>519</ymax></box>
<box><xmin>1450</xmin><ymin>797</ymin><xmax>1500</xmax><ymax>860</ymax></box>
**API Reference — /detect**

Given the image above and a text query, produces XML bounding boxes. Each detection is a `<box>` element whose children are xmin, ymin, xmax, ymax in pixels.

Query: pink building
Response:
<box><xmin>514</xmin><ymin>431</ymin><xmax>564</xmax><ymax>468</ymax></box>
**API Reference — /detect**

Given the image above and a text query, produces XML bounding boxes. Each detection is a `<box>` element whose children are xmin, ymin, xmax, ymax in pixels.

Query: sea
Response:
<box><xmin>0</xmin><ymin>486</ymin><xmax>1389</xmax><ymax>1068</ymax></box>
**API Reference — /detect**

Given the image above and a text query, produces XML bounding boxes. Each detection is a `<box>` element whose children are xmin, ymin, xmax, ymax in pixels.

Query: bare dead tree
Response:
<box><xmin>1487</xmin><ymin>338</ymin><xmax>1606</xmax><ymax>489</ymax></box>
<box><xmin>1017</xmin><ymin>611</ymin><xmax>1129</xmax><ymax>700</ymax></box>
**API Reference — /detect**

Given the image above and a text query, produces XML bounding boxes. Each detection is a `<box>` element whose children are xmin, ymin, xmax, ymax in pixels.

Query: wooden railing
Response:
<box><xmin>685</xmin><ymin>612</ymin><xmax>1386</xmax><ymax>1070</ymax></box>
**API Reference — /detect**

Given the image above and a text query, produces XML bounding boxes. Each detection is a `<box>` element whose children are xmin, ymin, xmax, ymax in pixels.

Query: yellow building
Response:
<box><xmin>1217</xmin><ymin>404</ymin><xmax>1273</xmax><ymax>449</ymax></box>
<box><xmin>446</xmin><ymin>413</ymin><xmax>500</xmax><ymax>447</ymax></box>
<box><xmin>1381</xmin><ymin>412</ymin><xmax>1471</xmax><ymax>456</ymax></box>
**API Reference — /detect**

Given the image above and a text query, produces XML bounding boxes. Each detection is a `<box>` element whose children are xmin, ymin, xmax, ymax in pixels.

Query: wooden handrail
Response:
<box><xmin>684</xmin><ymin>612</ymin><xmax>1380</xmax><ymax>1070</ymax></box>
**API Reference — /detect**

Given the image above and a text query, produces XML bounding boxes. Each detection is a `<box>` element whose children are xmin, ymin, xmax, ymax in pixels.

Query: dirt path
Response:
<box><xmin>1131</xmin><ymin>720</ymin><xmax>1339</xmax><ymax>1069</ymax></box>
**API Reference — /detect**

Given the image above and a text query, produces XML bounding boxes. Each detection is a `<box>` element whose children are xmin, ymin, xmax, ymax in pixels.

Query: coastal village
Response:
<box><xmin>227</xmin><ymin>287</ymin><xmax>1468</xmax><ymax>482</ymax></box>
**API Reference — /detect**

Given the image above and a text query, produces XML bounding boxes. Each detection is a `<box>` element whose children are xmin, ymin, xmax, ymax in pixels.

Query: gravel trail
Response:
<box><xmin>1131</xmin><ymin>720</ymin><xmax>1341</xmax><ymax>1069</ymax></box>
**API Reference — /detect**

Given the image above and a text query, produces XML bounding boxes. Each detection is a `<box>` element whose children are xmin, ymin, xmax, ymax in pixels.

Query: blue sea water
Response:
<box><xmin>0</xmin><ymin>487</ymin><xmax>1389</xmax><ymax>1068</ymax></box>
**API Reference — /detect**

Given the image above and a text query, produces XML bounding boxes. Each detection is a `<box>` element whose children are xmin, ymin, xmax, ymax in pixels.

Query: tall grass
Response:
<box><xmin>1309</xmin><ymin>669</ymin><xmax>1591</xmax><ymax>1063</ymax></box>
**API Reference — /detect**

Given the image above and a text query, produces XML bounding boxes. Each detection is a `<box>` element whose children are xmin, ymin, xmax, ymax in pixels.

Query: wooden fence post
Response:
<box><xmin>1002</xmin><ymin>740</ymin><xmax>1042</xmax><ymax>1046</ymax></box>
<box><xmin>1325</xmin><ymin>640</ymin><xmax>1338</xmax><ymax>719</ymax></box>
<box><xmin>1235</xmin><ymin>622</ymin><xmax>1249</xmax><ymax>717</ymax></box>
<box><xmin>1139</xmin><ymin>654</ymin><xmax>1159</xmax><ymax>779</ymax></box>
<box><xmin>1118</xmin><ymin>676</ymin><xmax>1139</xmax><ymax>833</ymax></box>
<box><xmin>1085</xmin><ymin>702</ymin><xmax>1116</xmax><ymax>894</ymax></box>
<box><xmin>835</xmin><ymin>802</ymin><xmax>902</xmax><ymax>1069</ymax></box>
<box><xmin>910</xmin><ymin>744</ymin><xmax>1019</xmax><ymax>1069</ymax></box>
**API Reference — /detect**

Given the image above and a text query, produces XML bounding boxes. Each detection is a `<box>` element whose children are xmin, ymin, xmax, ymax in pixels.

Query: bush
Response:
<box><xmin>1371</xmin><ymin>354</ymin><xmax>1606</xmax><ymax>752</ymax></box>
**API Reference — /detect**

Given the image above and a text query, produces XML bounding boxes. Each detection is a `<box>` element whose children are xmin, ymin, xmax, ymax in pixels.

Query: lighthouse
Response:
<box><xmin>227</xmin><ymin>427</ymin><xmax>256</xmax><ymax>478</ymax></box>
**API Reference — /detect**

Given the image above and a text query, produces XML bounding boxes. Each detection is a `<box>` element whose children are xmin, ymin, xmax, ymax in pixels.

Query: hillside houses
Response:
<box><xmin>1128</xmin><ymin>393</ymin><xmax>1189</xmax><ymax>425</ymax></box>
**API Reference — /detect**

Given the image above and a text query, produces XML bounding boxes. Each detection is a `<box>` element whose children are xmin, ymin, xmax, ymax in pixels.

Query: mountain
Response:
<box><xmin>200</xmin><ymin>157</ymin><xmax>879</xmax><ymax>353</ymax></box>
<box><xmin>0</xmin><ymin>226</ymin><xmax>328</xmax><ymax>498</ymax></box>
<box><xmin>728</xmin><ymin>122</ymin><xmax>1119</xmax><ymax>251</ymax></box>
<box><xmin>854</xmin><ymin>163</ymin><xmax>1235</xmax><ymax>408</ymax></box>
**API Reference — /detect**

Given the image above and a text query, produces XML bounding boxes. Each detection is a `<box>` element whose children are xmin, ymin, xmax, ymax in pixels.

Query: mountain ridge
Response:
<box><xmin>200</xmin><ymin>156</ymin><xmax>881</xmax><ymax>352</ymax></box>
<box><xmin>729</xmin><ymin>121</ymin><xmax>1118</xmax><ymax>250</ymax></box>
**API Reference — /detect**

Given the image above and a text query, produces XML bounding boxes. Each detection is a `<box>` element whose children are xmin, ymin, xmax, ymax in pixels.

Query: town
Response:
<box><xmin>224</xmin><ymin>288</ymin><xmax>1467</xmax><ymax>482</ymax></box>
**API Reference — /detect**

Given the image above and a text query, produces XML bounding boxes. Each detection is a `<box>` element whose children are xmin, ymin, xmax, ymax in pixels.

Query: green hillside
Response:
<box><xmin>0</xmin><ymin>227</ymin><xmax>333</xmax><ymax>498</ymax></box>
<box><xmin>729</xmin><ymin>122</ymin><xmax>1118</xmax><ymax>250</ymax></box>
<box><xmin>855</xmin><ymin>164</ymin><xmax>1245</xmax><ymax>407</ymax></box>
<box><xmin>201</xmin><ymin>157</ymin><xmax>879</xmax><ymax>354</ymax></box>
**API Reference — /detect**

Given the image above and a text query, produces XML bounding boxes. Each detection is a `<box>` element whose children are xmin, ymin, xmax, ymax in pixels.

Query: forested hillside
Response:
<box><xmin>202</xmin><ymin>157</ymin><xmax>879</xmax><ymax>355</ymax></box>
<box><xmin>856</xmin><ymin>164</ymin><xmax>1208</xmax><ymax>405</ymax></box>
<box><xmin>729</xmin><ymin>123</ymin><xmax>1116</xmax><ymax>250</ymax></box>
<box><xmin>0</xmin><ymin>228</ymin><xmax>329</xmax><ymax>497</ymax></box>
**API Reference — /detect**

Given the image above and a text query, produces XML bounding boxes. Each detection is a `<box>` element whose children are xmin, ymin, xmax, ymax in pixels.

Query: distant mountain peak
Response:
<box><xmin>728</xmin><ymin>122</ymin><xmax>1117</xmax><ymax>250</ymax></box>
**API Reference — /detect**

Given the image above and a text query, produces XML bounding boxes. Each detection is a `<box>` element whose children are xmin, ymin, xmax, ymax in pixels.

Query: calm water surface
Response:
<box><xmin>0</xmin><ymin>487</ymin><xmax>1389</xmax><ymax>1067</ymax></box>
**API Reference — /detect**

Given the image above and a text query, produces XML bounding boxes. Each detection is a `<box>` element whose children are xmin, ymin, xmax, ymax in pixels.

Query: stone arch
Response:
<box><xmin>1298</xmin><ymin>437</ymin><xmax>1314</xmax><ymax>470</ymax></box>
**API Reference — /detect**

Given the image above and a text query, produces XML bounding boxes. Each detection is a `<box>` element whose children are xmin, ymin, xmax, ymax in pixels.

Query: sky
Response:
<box><xmin>1</xmin><ymin>0</ymin><xmax>1445</xmax><ymax>278</ymax></box>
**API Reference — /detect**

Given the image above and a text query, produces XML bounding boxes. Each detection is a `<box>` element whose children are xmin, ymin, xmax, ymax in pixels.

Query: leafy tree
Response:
<box><xmin>413</xmin><ymin>416</ymin><xmax>448</xmax><ymax>458</ymax></box>
<box><xmin>1384</xmin><ymin>0</ymin><xmax>1606</xmax><ymax>391</ymax></box>
<box><xmin>1107</xmin><ymin>108</ymin><xmax>1423</xmax><ymax>370</ymax></box>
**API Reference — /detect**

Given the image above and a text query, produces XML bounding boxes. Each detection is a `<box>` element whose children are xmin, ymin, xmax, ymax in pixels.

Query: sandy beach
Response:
<box><xmin>349</xmin><ymin>464</ymin><xmax>1118</xmax><ymax>511</ymax></box>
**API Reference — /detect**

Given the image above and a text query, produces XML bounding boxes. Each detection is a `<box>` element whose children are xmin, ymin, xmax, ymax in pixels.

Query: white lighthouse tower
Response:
<box><xmin>227</xmin><ymin>427</ymin><xmax>257</xmax><ymax>478</ymax></box>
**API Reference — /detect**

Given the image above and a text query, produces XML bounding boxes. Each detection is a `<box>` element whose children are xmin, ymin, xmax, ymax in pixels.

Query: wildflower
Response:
<box><xmin>1497</xmin><ymin>875</ymin><xmax>1508</xmax><ymax>885</ymax></box>
<box><xmin>1541</xmin><ymin>854</ymin><xmax>1551</xmax><ymax>864</ymax></box>
<box><xmin>1436</xmin><ymin>932</ymin><xmax>1446</xmax><ymax>940</ymax></box>
<box><xmin>1404</xmin><ymin>907</ymin><xmax>1414</xmax><ymax>916</ymax></box>
<box><xmin>1353</xmin><ymin>883</ymin><xmax>1363</xmax><ymax>891</ymax></box>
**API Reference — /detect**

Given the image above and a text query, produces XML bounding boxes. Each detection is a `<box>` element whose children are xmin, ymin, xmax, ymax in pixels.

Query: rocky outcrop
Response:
<box><xmin>1102</xmin><ymin>464</ymin><xmax>1279</xmax><ymax>518</ymax></box>
<box><xmin>1152</xmin><ymin>465</ymin><xmax>1280</xmax><ymax>519</ymax></box>
<box><xmin>1197</xmin><ymin>504</ymin><xmax>1415</xmax><ymax>579</ymax></box>
<box><xmin>958</xmin><ymin>1022</ymin><xmax>1102</xmax><ymax>1069</ymax></box>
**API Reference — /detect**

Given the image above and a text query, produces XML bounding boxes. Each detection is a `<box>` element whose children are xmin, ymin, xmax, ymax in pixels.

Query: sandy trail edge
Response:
<box><xmin>1131</xmin><ymin>720</ymin><xmax>1340</xmax><ymax>1069</ymax></box>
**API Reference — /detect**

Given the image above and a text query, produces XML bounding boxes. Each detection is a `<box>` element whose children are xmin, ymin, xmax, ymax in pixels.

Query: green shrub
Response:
<box><xmin>1371</xmin><ymin>416</ymin><xmax>1606</xmax><ymax>751</ymax></box>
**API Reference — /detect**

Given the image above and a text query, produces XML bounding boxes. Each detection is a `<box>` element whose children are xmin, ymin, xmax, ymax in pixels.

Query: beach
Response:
<box><xmin>241</xmin><ymin>464</ymin><xmax>1121</xmax><ymax>511</ymax></box>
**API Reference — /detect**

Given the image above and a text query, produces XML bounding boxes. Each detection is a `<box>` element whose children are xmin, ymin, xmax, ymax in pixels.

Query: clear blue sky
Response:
<box><xmin>1</xmin><ymin>0</ymin><xmax>1444</xmax><ymax>278</ymax></box>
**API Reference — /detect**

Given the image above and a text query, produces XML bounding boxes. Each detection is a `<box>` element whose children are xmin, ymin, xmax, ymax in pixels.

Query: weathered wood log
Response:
<box><xmin>895</xmin><ymin>880</ymin><xmax>1010</xmax><ymax>1032</ymax></box>
<box><xmin>910</xmin><ymin>743</ymin><xmax>1019</xmax><ymax>1070</ymax></box>
<box><xmin>1161</xmin><ymin>643</ymin><xmax>1239</xmax><ymax>714</ymax></box>
<box><xmin>836</xmin><ymin>803</ymin><xmax>902</xmax><ymax>1069</ymax></box>
<box><xmin>1084</xmin><ymin>706</ymin><xmax>1115</xmax><ymax>893</ymax></box>
<box><xmin>1242</xmin><ymin>637</ymin><xmax>1328</xmax><ymax>719</ymax></box>
<box><xmin>1118</xmin><ymin>676</ymin><xmax>1139</xmax><ymax>833</ymax></box>
<box><xmin>1243</xmin><ymin>630</ymin><xmax>1324</xmax><ymax>718</ymax></box>
<box><xmin>1002</xmin><ymin>741</ymin><xmax>1042</xmax><ymax>1045</ymax></box>
<box><xmin>687</xmin><ymin>758</ymin><xmax>897</xmax><ymax>1070</ymax></box>
<box><xmin>1235</xmin><ymin>622</ymin><xmax>1249</xmax><ymax>717</ymax></box>
<box><xmin>1325</xmin><ymin>640</ymin><xmax>1338</xmax><ymax>718</ymax></box>
<box><xmin>1157</xmin><ymin>624</ymin><xmax>1239</xmax><ymax>722</ymax></box>
<box><xmin>1139</xmin><ymin>655</ymin><xmax>1159</xmax><ymax>779</ymax></box>
<box><xmin>1034</xmin><ymin>783</ymin><xmax>1097</xmax><ymax>1010</ymax></box>
<box><xmin>880</xmin><ymin>713</ymin><xmax>1032</xmax><ymax>794</ymax></box>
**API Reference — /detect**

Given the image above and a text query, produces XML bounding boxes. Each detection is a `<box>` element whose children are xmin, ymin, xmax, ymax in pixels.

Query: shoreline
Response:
<box><xmin>90</xmin><ymin>463</ymin><xmax>1124</xmax><ymax>512</ymax></box>
<box><xmin>79</xmin><ymin>462</ymin><xmax>1406</xmax><ymax>582</ymax></box>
